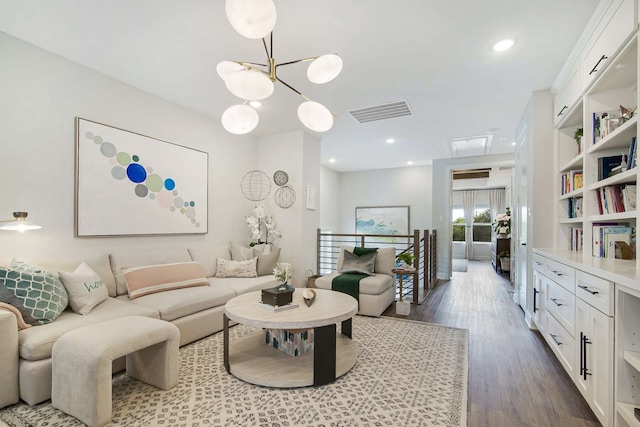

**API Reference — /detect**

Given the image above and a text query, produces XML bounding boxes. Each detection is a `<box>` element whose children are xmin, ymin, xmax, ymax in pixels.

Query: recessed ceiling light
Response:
<box><xmin>493</xmin><ymin>39</ymin><xmax>515</xmax><ymax>52</ymax></box>
<box><xmin>407</xmin><ymin>161</ymin><xmax>413</xmax><ymax>165</ymax></box>
<box><xmin>386</xmin><ymin>138</ymin><xmax>395</xmax><ymax>144</ymax></box>
<box><xmin>249</xmin><ymin>100</ymin><xmax>262</xmax><ymax>108</ymax></box>
<box><xmin>511</xmin><ymin>142</ymin><xmax>516</xmax><ymax>146</ymax></box>
<box><xmin>329</xmin><ymin>158</ymin><xmax>336</xmax><ymax>163</ymax></box>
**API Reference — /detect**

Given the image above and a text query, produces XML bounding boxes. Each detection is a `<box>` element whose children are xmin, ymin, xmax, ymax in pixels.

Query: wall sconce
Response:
<box><xmin>0</xmin><ymin>212</ymin><xmax>42</xmax><ymax>232</ymax></box>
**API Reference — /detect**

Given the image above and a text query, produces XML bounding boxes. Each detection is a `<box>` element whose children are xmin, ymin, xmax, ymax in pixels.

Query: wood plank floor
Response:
<box><xmin>382</xmin><ymin>261</ymin><xmax>601</xmax><ymax>427</ymax></box>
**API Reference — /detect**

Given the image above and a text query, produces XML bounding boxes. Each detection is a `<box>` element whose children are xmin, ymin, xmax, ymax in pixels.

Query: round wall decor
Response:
<box><xmin>240</xmin><ymin>170</ymin><xmax>271</xmax><ymax>201</ymax></box>
<box><xmin>274</xmin><ymin>185</ymin><xmax>296</xmax><ymax>209</ymax></box>
<box><xmin>273</xmin><ymin>170</ymin><xmax>289</xmax><ymax>186</ymax></box>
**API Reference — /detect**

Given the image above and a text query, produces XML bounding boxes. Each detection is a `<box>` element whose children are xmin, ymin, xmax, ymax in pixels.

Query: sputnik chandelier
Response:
<box><xmin>218</xmin><ymin>0</ymin><xmax>343</xmax><ymax>135</ymax></box>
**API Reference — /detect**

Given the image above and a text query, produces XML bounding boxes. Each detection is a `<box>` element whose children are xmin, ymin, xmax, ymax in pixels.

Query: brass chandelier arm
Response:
<box><xmin>276</xmin><ymin>77</ymin><xmax>337</xmax><ymax>118</ymax></box>
<box><xmin>276</xmin><ymin>56</ymin><xmax>319</xmax><ymax>68</ymax></box>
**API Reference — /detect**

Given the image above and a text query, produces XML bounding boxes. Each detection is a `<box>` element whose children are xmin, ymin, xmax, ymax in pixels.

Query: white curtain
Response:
<box><xmin>461</xmin><ymin>191</ymin><xmax>476</xmax><ymax>259</ymax></box>
<box><xmin>488</xmin><ymin>189</ymin><xmax>505</xmax><ymax>222</ymax></box>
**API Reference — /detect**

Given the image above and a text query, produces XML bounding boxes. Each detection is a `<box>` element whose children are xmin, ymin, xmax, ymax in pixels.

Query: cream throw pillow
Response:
<box><xmin>123</xmin><ymin>262</ymin><xmax>209</xmax><ymax>300</ymax></box>
<box><xmin>255</xmin><ymin>247</ymin><xmax>280</xmax><ymax>276</ymax></box>
<box><xmin>59</xmin><ymin>262</ymin><xmax>109</xmax><ymax>315</ymax></box>
<box><xmin>215</xmin><ymin>258</ymin><xmax>258</xmax><ymax>278</ymax></box>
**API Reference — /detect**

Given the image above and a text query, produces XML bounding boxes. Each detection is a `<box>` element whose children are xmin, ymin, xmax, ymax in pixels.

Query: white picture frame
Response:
<box><xmin>306</xmin><ymin>185</ymin><xmax>317</xmax><ymax>210</ymax></box>
<box><xmin>75</xmin><ymin>118</ymin><xmax>208</xmax><ymax>236</ymax></box>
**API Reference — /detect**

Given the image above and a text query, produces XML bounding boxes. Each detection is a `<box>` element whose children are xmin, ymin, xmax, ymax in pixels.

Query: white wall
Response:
<box><xmin>257</xmin><ymin>131</ymin><xmax>320</xmax><ymax>287</ymax></box>
<box><xmin>319</xmin><ymin>166</ymin><xmax>340</xmax><ymax>231</ymax></box>
<box><xmin>336</xmin><ymin>166</ymin><xmax>433</xmax><ymax>233</ymax></box>
<box><xmin>0</xmin><ymin>33</ymin><xmax>258</xmax><ymax>262</ymax></box>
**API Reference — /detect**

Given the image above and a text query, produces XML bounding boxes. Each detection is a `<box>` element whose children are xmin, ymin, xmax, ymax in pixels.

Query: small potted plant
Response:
<box><xmin>574</xmin><ymin>127</ymin><xmax>583</xmax><ymax>154</ymax></box>
<box><xmin>498</xmin><ymin>251</ymin><xmax>511</xmax><ymax>272</ymax></box>
<box><xmin>396</xmin><ymin>251</ymin><xmax>415</xmax><ymax>269</ymax></box>
<box><xmin>493</xmin><ymin>207</ymin><xmax>511</xmax><ymax>238</ymax></box>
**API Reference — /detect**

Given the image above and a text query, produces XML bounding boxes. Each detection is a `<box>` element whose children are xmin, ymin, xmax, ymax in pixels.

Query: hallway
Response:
<box><xmin>383</xmin><ymin>260</ymin><xmax>600</xmax><ymax>427</ymax></box>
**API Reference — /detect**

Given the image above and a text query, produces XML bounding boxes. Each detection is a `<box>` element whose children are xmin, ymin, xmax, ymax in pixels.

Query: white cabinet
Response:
<box><xmin>575</xmin><ymin>296</ymin><xmax>614</xmax><ymax>427</ymax></box>
<box><xmin>554</xmin><ymin>64</ymin><xmax>582</xmax><ymax>126</ymax></box>
<box><xmin>615</xmin><ymin>286</ymin><xmax>640</xmax><ymax>427</ymax></box>
<box><xmin>581</xmin><ymin>0</ymin><xmax>636</xmax><ymax>90</ymax></box>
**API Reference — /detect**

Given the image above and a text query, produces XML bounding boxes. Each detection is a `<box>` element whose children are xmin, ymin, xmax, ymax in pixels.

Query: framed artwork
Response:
<box><xmin>306</xmin><ymin>185</ymin><xmax>317</xmax><ymax>210</ymax></box>
<box><xmin>75</xmin><ymin>118</ymin><xmax>208</xmax><ymax>236</ymax></box>
<box><xmin>355</xmin><ymin>206</ymin><xmax>410</xmax><ymax>236</ymax></box>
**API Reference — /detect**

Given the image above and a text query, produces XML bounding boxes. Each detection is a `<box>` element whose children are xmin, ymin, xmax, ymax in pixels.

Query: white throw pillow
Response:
<box><xmin>59</xmin><ymin>263</ymin><xmax>109</xmax><ymax>315</ymax></box>
<box><xmin>214</xmin><ymin>258</ymin><xmax>258</xmax><ymax>278</ymax></box>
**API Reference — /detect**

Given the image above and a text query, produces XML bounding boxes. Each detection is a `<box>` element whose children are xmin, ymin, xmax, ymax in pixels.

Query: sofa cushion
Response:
<box><xmin>188</xmin><ymin>246</ymin><xmax>231</xmax><ymax>277</ymax></box>
<box><xmin>255</xmin><ymin>247</ymin><xmax>280</xmax><ymax>276</ymax></box>
<box><xmin>18</xmin><ymin>298</ymin><xmax>159</xmax><ymax>361</ymax></box>
<box><xmin>0</xmin><ymin>265</ymin><xmax>68</xmax><ymax>325</ymax></box>
<box><xmin>337</xmin><ymin>246</ymin><xmax>396</xmax><ymax>277</ymax></box>
<box><xmin>315</xmin><ymin>272</ymin><xmax>394</xmax><ymax>296</ymax></box>
<box><xmin>116</xmin><ymin>284</ymin><xmax>235</xmax><ymax>322</ymax></box>
<box><xmin>58</xmin><ymin>263</ymin><xmax>109</xmax><ymax>315</ymax></box>
<box><xmin>110</xmin><ymin>248</ymin><xmax>192</xmax><ymax>296</ymax></box>
<box><xmin>339</xmin><ymin>250</ymin><xmax>377</xmax><ymax>275</ymax></box>
<box><xmin>214</xmin><ymin>258</ymin><xmax>258</xmax><ymax>278</ymax></box>
<box><xmin>209</xmin><ymin>275</ymin><xmax>277</xmax><ymax>295</ymax></box>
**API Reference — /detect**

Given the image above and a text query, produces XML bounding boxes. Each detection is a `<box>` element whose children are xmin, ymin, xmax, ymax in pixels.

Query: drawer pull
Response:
<box><xmin>534</xmin><ymin>261</ymin><xmax>541</xmax><ymax>266</ymax></box>
<box><xmin>550</xmin><ymin>298</ymin><xmax>563</xmax><ymax>307</ymax></box>
<box><xmin>578</xmin><ymin>284</ymin><xmax>599</xmax><ymax>295</ymax></box>
<box><xmin>589</xmin><ymin>54</ymin><xmax>608</xmax><ymax>75</ymax></box>
<box><xmin>550</xmin><ymin>270</ymin><xmax>564</xmax><ymax>277</ymax></box>
<box><xmin>557</xmin><ymin>105</ymin><xmax>568</xmax><ymax>117</ymax></box>
<box><xmin>533</xmin><ymin>288</ymin><xmax>538</xmax><ymax>313</ymax></box>
<box><xmin>550</xmin><ymin>333</ymin><xmax>562</xmax><ymax>346</ymax></box>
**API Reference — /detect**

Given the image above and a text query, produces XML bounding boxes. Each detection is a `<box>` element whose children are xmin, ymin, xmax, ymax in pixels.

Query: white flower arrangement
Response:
<box><xmin>493</xmin><ymin>207</ymin><xmax>511</xmax><ymax>235</ymax></box>
<box><xmin>273</xmin><ymin>262</ymin><xmax>293</xmax><ymax>284</ymax></box>
<box><xmin>245</xmin><ymin>202</ymin><xmax>281</xmax><ymax>245</ymax></box>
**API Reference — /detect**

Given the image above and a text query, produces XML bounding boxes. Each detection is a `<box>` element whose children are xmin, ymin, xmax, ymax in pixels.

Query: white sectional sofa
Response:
<box><xmin>0</xmin><ymin>245</ymin><xmax>277</xmax><ymax>408</ymax></box>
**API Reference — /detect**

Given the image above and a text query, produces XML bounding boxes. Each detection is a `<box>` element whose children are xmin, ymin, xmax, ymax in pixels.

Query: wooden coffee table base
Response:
<box><xmin>224</xmin><ymin>316</ymin><xmax>357</xmax><ymax>388</ymax></box>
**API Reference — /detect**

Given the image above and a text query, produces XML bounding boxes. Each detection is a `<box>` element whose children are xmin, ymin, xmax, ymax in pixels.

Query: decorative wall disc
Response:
<box><xmin>273</xmin><ymin>170</ymin><xmax>289</xmax><ymax>186</ymax></box>
<box><xmin>240</xmin><ymin>170</ymin><xmax>271</xmax><ymax>201</ymax></box>
<box><xmin>274</xmin><ymin>185</ymin><xmax>296</xmax><ymax>209</ymax></box>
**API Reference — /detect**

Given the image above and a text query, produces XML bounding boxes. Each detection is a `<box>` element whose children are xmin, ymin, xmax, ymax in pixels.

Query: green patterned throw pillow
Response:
<box><xmin>0</xmin><ymin>260</ymin><xmax>69</xmax><ymax>325</ymax></box>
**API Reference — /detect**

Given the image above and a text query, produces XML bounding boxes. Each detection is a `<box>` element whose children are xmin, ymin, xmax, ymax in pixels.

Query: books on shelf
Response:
<box><xmin>597</xmin><ymin>155</ymin><xmax>624</xmax><ymax>181</ymax></box>
<box><xmin>570</xmin><ymin>227</ymin><xmax>583</xmax><ymax>252</ymax></box>
<box><xmin>592</xmin><ymin>223</ymin><xmax>632</xmax><ymax>258</ymax></box>
<box><xmin>567</xmin><ymin>197</ymin><xmax>583</xmax><ymax>218</ymax></box>
<box><xmin>561</xmin><ymin>170</ymin><xmax>583</xmax><ymax>195</ymax></box>
<box><xmin>595</xmin><ymin>184</ymin><xmax>637</xmax><ymax>215</ymax></box>
<box><xmin>592</xmin><ymin>109</ymin><xmax>624</xmax><ymax>144</ymax></box>
<box><xmin>627</xmin><ymin>136</ymin><xmax>637</xmax><ymax>170</ymax></box>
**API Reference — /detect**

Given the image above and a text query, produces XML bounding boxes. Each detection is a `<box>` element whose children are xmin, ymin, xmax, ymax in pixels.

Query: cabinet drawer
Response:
<box><xmin>545</xmin><ymin>278</ymin><xmax>576</xmax><ymax>336</ymax></box>
<box><xmin>545</xmin><ymin>309</ymin><xmax>575</xmax><ymax>377</ymax></box>
<box><xmin>581</xmin><ymin>0</ymin><xmax>636</xmax><ymax>90</ymax></box>
<box><xmin>576</xmin><ymin>270</ymin><xmax>614</xmax><ymax>316</ymax></box>
<box><xmin>542</xmin><ymin>258</ymin><xmax>575</xmax><ymax>293</ymax></box>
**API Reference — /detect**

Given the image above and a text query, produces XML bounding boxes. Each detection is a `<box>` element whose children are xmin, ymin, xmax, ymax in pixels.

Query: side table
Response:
<box><xmin>392</xmin><ymin>267</ymin><xmax>416</xmax><ymax>316</ymax></box>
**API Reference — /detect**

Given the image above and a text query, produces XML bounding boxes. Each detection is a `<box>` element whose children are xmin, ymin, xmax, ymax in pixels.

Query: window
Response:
<box><xmin>472</xmin><ymin>208</ymin><xmax>491</xmax><ymax>242</ymax></box>
<box><xmin>452</xmin><ymin>211</ymin><xmax>465</xmax><ymax>241</ymax></box>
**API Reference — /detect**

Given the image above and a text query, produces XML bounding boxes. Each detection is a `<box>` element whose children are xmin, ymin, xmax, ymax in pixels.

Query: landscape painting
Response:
<box><xmin>355</xmin><ymin>206</ymin><xmax>409</xmax><ymax>238</ymax></box>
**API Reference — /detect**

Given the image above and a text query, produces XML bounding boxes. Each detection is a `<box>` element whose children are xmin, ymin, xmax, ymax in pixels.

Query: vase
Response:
<box><xmin>498</xmin><ymin>233</ymin><xmax>509</xmax><ymax>239</ymax></box>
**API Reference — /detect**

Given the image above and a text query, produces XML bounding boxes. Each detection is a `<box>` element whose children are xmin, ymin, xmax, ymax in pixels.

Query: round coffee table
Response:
<box><xmin>224</xmin><ymin>288</ymin><xmax>358</xmax><ymax>387</ymax></box>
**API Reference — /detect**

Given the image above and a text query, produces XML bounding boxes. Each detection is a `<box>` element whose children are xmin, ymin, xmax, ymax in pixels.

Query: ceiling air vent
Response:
<box><xmin>349</xmin><ymin>100</ymin><xmax>413</xmax><ymax>124</ymax></box>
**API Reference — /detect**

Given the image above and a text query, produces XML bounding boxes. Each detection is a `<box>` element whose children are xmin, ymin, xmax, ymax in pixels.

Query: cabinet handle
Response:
<box><xmin>578</xmin><ymin>284</ymin><xmax>599</xmax><ymax>295</ymax></box>
<box><xmin>534</xmin><ymin>261</ymin><xmax>541</xmax><ymax>266</ymax></box>
<box><xmin>583</xmin><ymin>334</ymin><xmax>592</xmax><ymax>380</ymax></box>
<box><xmin>551</xmin><ymin>270</ymin><xmax>564</xmax><ymax>277</ymax></box>
<box><xmin>533</xmin><ymin>288</ymin><xmax>538</xmax><ymax>313</ymax></box>
<box><xmin>550</xmin><ymin>333</ymin><xmax>562</xmax><ymax>346</ymax></box>
<box><xmin>550</xmin><ymin>298</ymin><xmax>563</xmax><ymax>307</ymax></box>
<box><xmin>589</xmin><ymin>54</ymin><xmax>608</xmax><ymax>75</ymax></box>
<box><xmin>579</xmin><ymin>332</ymin><xmax>584</xmax><ymax>376</ymax></box>
<box><xmin>557</xmin><ymin>105</ymin><xmax>568</xmax><ymax>117</ymax></box>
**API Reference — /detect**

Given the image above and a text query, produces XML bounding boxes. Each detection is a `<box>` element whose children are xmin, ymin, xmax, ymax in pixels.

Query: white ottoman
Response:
<box><xmin>51</xmin><ymin>316</ymin><xmax>180</xmax><ymax>427</ymax></box>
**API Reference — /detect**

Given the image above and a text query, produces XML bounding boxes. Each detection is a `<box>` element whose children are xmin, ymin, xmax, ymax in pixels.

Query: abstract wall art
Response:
<box><xmin>75</xmin><ymin>118</ymin><xmax>208</xmax><ymax>236</ymax></box>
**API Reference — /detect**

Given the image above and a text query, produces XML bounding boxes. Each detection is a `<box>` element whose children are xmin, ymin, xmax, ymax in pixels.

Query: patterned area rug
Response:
<box><xmin>0</xmin><ymin>316</ymin><xmax>468</xmax><ymax>427</ymax></box>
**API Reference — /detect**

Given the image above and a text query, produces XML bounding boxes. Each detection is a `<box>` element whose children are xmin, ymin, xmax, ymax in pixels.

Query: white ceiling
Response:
<box><xmin>0</xmin><ymin>0</ymin><xmax>600</xmax><ymax>172</ymax></box>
